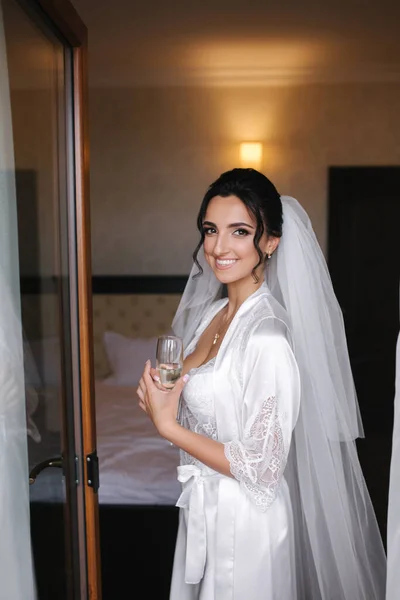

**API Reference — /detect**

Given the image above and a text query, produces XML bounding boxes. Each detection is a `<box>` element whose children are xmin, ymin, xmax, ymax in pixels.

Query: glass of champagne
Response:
<box><xmin>156</xmin><ymin>335</ymin><xmax>183</xmax><ymax>390</ymax></box>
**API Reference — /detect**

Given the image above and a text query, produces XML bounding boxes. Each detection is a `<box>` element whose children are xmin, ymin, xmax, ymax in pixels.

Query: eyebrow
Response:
<box><xmin>202</xmin><ymin>220</ymin><xmax>255</xmax><ymax>229</ymax></box>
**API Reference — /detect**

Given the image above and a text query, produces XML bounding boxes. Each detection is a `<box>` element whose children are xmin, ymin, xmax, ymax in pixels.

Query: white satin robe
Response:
<box><xmin>169</xmin><ymin>285</ymin><xmax>301</xmax><ymax>600</ymax></box>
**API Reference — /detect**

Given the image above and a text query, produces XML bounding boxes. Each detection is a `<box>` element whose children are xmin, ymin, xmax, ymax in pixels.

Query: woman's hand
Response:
<box><xmin>136</xmin><ymin>360</ymin><xmax>189</xmax><ymax>436</ymax></box>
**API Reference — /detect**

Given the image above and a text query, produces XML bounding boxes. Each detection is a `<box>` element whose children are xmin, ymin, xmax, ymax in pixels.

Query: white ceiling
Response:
<box><xmin>72</xmin><ymin>0</ymin><xmax>400</xmax><ymax>86</ymax></box>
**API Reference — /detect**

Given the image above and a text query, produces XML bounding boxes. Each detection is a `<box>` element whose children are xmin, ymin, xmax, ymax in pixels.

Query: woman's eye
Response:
<box><xmin>203</xmin><ymin>227</ymin><xmax>216</xmax><ymax>235</ymax></box>
<box><xmin>233</xmin><ymin>229</ymin><xmax>250</xmax><ymax>236</ymax></box>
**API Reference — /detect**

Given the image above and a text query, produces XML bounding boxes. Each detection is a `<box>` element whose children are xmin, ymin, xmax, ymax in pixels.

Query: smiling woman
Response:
<box><xmin>137</xmin><ymin>168</ymin><xmax>386</xmax><ymax>600</ymax></box>
<box><xmin>194</xmin><ymin>173</ymin><xmax>282</xmax><ymax>289</ymax></box>
<box><xmin>201</xmin><ymin>195</ymin><xmax>277</xmax><ymax>285</ymax></box>
<box><xmin>189</xmin><ymin>194</ymin><xmax>279</xmax><ymax>361</ymax></box>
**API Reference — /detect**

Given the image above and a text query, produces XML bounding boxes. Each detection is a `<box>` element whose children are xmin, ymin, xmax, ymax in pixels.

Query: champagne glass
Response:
<box><xmin>156</xmin><ymin>335</ymin><xmax>183</xmax><ymax>389</ymax></box>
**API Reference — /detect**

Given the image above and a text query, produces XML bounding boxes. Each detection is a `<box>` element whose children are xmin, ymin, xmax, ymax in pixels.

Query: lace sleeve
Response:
<box><xmin>224</xmin><ymin>321</ymin><xmax>301</xmax><ymax>511</ymax></box>
<box><xmin>224</xmin><ymin>396</ymin><xmax>287</xmax><ymax>511</ymax></box>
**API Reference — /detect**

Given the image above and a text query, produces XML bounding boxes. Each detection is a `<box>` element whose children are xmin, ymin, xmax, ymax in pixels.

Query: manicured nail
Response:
<box><xmin>154</xmin><ymin>375</ymin><xmax>160</xmax><ymax>382</ymax></box>
<box><xmin>183</xmin><ymin>374</ymin><xmax>190</xmax><ymax>383</ymax></box>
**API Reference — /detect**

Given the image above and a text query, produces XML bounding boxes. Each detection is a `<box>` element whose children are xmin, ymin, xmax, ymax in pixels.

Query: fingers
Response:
<box><xmin>137</xmin><ymin>363</ymin><xmax>153</xmax><ymax>414</ymax></box>
<box><xmin>143</xmin><ymin>360</ymin><xmax>156</xmax><ymax>390</ymax></box>
<box><xmin>138</xmin><ymin>363</ymin><xmax>157</xmax><ymax>396</ymax></box>
<box><xmin>150</xmin><ymin>367</ymin><xmax>160</xmax><ymax>383</ymax></box>
<box><xmin>153</xmin><ymin>380</ymin><xmax>167</xmax><ymax>392</ymax></box>
<box><xmin>137</xmin><ymin>380</ymin><xmax>147</xmax><ymax>405</ymax></box>
<box><xmin>137</xmin><ymin>363</ymin><xmax>155</xmax><ymax>411</ymax></box>
<box><xmin>174</xmin><ymin>372</ymin><xmax>190</xmax><ymax>393</ymax></box>
<box><xmin>147</xmin><ymin>363</ymin><xmax>170</xmax><ymax>391</ymax></box>
<box><xmin>136</xmin><ymin>386</ymin><xmax>148</xmax><ymax>415</ymax></box>
<box><xmin>150</xmin><ymin>367</ymin><xmax>167</xmax><ymax>391</ymax></box>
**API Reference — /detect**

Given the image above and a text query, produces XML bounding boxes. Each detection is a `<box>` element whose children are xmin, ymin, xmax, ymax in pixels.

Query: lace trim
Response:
<box><xmin>181</xmin><ymin>405</ymin><xmax>218</xmax><ymax>468</ymax></box>
<box><xmin>224</xmin><ymin>395</ymin><xmax>286</xmax><ymax>512</ymax></box>
<box><xmin>185</xmin><ymin>406</ymin><xmax>217</xmax><ymax>439</ymax></box>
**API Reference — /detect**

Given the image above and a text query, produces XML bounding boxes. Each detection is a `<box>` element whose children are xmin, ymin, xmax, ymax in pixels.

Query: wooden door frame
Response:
<box><xmin>31</xmin><ymin>1</ymin><xmax>101</xmax><ymax>598</ymax></box>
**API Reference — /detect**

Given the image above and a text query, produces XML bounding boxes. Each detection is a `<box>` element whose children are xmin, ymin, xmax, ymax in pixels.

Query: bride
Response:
<box><xmin>136</xmin><ymin>168</ymin><xmax>386</xmax><ymax>599</ymax></box>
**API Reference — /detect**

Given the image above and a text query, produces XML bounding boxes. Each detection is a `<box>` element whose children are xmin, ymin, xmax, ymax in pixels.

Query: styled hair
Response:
<box><xmin>192</xmin><ymin>168</ymin><xmax>283</xmax><ymax>281</ymax></box>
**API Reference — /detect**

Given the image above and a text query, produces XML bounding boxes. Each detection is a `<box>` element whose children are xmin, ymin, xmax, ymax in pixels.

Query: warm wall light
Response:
<box><xmin>239</xmin><ymin>142</ymin><xmax>263</xmax><ymax>168</ymax></box>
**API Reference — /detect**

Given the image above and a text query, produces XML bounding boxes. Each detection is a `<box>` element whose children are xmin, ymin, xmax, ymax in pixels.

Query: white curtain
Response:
<box><xmin>386</xmin><ymin>287</ymin><xmax>400</xmax><ymax>600</ymax></box>
<box><xmin>0</xmin><ymin>3</ymin><xmax>36</xmax><ymax>599</ymax></box>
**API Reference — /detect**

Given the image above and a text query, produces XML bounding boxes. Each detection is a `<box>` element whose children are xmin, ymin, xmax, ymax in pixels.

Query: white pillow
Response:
<box><xmin>103</xmin><ymin>331</ymin><xmax>157</xmax><ymax>386</ymax></box>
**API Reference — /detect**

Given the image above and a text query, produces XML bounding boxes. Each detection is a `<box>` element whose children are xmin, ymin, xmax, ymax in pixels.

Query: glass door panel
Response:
<box><xmin>2</xmin><ymin>0</ymin><xmax>95</xmax><ymax>597</ymax></box>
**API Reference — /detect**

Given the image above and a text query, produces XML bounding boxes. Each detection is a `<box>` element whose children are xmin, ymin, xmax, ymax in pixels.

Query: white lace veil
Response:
<box><xmin>172</xmin><ymin>195</ymin><xmax>386</xmax><ymax>599</ymax></box>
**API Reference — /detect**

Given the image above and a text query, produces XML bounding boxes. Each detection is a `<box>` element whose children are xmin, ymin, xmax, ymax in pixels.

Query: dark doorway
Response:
<box><xmin>328</xmin><ymin>166</ymin><xmax>400</xmax><ymax>545</ymax></box>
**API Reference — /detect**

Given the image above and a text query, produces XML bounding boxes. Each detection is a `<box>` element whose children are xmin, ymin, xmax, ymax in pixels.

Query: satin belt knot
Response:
<box><xmin>176</xmin><ymin>464</ymin><xmax>223</xmax><ymax>584</ymax></box>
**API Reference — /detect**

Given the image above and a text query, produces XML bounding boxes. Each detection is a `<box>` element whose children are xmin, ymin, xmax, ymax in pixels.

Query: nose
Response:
<box><xmin>213</xmin><ymin>232</ymin><xmax>230</xmax><ymax>256</ymax></box>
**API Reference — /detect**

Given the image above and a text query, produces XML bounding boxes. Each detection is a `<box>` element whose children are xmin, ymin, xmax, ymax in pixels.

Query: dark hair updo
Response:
<box><xmin>192</xmin><ymin>168</ymin><xmax>283</xmax><ymax>280</ymax></box>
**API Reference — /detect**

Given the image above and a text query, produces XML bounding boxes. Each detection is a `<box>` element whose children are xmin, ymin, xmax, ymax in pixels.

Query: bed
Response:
<box><xmin>27</xmin><ymin>275</ymin><xmax>188</xmax><ymax>599</ymax></box>
<box><xmin>29</xmin><ymin>382</ymin><xmax>181</xmax><ymax>506</ymax></box>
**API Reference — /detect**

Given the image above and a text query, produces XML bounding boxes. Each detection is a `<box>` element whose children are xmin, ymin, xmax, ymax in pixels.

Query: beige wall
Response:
<box><xmin>11</xmin><ymin>89</ymin><xmax>61</xmax><ymax>277</ymax></box>
<box><xmin>89</xmin><ymin>83</ymin><xmax>400</xmax><ymax>275</ymax></box>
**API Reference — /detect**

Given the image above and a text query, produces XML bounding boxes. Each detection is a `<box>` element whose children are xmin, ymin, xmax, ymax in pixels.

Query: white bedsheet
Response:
<box><xmin>29</xmin><ymin>380</ymin><xmax>181</xmax><ymax>505</ymax></box>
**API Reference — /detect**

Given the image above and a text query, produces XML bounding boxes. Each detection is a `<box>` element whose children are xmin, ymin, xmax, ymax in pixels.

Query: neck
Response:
<box><xmin>225</xmin><ymin>273</ymin><xmax>265</xmax><ymax>319</ymax></box>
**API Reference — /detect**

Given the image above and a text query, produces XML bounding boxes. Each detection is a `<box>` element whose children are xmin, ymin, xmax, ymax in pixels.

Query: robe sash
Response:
<box><xmin>176</xmin><ymin>464</ymin><xmax>228</xmax><ymax>585</ymax></box>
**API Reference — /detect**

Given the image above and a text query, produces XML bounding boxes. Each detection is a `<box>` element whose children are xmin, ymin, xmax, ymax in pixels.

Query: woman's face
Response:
<box><xmin>202</xmin><ymin>195</ymin><xmax>277</xmax><ymax>285</ymax></box>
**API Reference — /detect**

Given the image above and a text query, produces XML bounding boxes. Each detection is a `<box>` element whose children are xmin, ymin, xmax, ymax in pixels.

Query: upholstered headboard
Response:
<box><xmin>92</xmin><ymin>276</ymin><xmax>187</xmax><ymax>378</ymax></box>
<box><xmin>19</xmin><ymin>275</ymin><xmax>187</xmax><ymax>381</ymax></box>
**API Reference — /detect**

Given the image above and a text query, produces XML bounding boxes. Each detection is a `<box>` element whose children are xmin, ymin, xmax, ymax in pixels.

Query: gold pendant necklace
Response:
<box><xmin>212</xmin><ymin>309</ymin><xmax>234</xmax><ymax>346</ymax></box>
